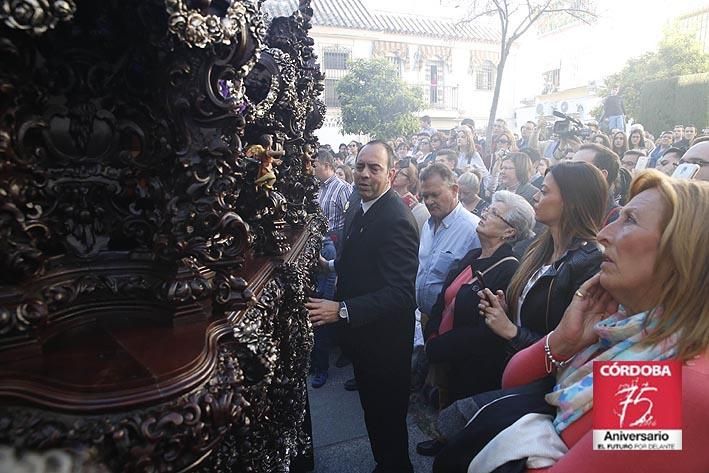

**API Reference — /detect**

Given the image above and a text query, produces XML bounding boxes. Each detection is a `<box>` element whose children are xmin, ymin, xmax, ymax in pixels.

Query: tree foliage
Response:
<box><xmin>336</xmin><ymin>58</ymin><xmax>424</xmax><ymax>141</ymax></box>
<box><xmin>638</xmin><ymin>73</ymin><xmax>709</xmax><ymax>135</ymax></box>
<box><xmin>602</xmin><ymin>28</ymin><xmax>709</xmax><ymax>121</ymax></box>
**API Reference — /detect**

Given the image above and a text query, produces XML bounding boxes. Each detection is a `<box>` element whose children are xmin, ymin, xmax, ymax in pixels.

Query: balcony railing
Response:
<box><xmin>413</xmin><ymin>83</ymin><xmax>459</xmax><ymax>111</ymax></box>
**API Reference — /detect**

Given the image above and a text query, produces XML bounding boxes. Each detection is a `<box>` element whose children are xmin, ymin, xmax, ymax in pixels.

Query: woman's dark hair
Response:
<box><xmin>519</xmin><ymin>147</ymin><xmax>541</xmax><ymax>164</ymax></box>
<box><xmin>628</xmin><ymin>128</ymin><xmax>646</xmax><ymax>149</ymax></box>
<box><xmin>507</xmin><ymin>161</ymin><xmax>608</xmax><ymax>317</ymax></box>
<box><xmin>501</xmin><ymin>152</ymin><xmax>533</xmax><ymax>185</ymax></box>
<box><xmin>592</xmin><ymin>133</ymin><xmax>611</xmax><ymax>148</ymax></box>
<box><xmin>611</xmin><ymin>131</ymin><xmax>628</xmax><ymax>157</ymax></box>
<box><xmin>614</xmin><ymin>167</ymin><xmax>632</xmax><ymax>206</ymax></box>
<box><xmin>336</xmin><ymin>164</ymin><xmax>353</xmax><ymax>184</ymax></box>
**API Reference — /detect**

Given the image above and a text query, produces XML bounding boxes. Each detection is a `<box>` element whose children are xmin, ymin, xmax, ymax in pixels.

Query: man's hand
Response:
<box><xmin>306</xmin><ymin>298</ymin><xmax>340</xmax><ymax>327</ymax></box>
<box><xmin>319</xmin><ymin>255</ymin><xmax>332</xmax><ymax>272</ymax></box>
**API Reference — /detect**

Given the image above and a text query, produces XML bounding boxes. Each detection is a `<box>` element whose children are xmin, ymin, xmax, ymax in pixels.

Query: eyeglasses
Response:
<box><xmin>348</xmin><ymin>144</ymin><xmax>357</xmax><ymax>148</ymax></box>
<box><xmin>483</xmin><ymin>207</ymin><xmax>514</xmax><ymax>228</ymax></box>
<box><xmin>419</xmin><ymin>140</ymin><xmax>430</xmax><ymax>145</ymax></box>
<box><xmin>497</xmin><ymin>139</ymin><xmax>510</xmax><ymax>145</ymax></box>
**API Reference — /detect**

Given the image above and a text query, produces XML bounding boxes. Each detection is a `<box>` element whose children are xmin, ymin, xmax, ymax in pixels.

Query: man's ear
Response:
<box><xmin>388</xmin><ymin>167</ymin><xmax>397</xmax><ymax>183</ymax></box>
<box><xmin>601</xmin><ymin>169</ymin><xmax>608</xmax><ymax>179</ymax></box>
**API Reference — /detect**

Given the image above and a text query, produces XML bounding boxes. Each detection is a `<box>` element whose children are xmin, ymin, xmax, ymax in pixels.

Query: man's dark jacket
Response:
<box><xmin>335</xmin><ymin>188</ymin><xmax>420</xmax><ymax>376</ymax></box>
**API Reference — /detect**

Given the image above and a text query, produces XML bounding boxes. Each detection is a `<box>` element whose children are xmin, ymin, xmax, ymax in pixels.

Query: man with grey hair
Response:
<box><xmin>417</xmin><ymin>163</ymin><xmax>481</xmax><ymax>322</ymax></box>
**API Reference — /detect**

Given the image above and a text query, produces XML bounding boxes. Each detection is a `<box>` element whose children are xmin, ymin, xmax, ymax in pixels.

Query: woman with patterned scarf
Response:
<box><xmin>435</xmin><ymin>170</ymin><xmax>709</xmax><ymax>473</ymax></box>
<box><xmin>469</xmin><ymin>171</ymin><xmax>709</xmax><ymax>473</ymax></box>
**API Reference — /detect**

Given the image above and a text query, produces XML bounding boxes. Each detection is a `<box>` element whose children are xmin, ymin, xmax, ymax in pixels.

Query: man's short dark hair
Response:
<box><xmin>420</xmin><ymin>162</ymin><xmax>457</xmax><ymax>187</ymax></box>
<box><xmin>674</xmin><ymin>124</ymin><xmax>684</xmax><ymax>129</ymax></box>
<box><xmin>362</xmin><ymin>140</ymin><xmax>396</xmax><ymax>170</ymax></box>
<box><xmin>519</xmin><ymin>146</ymin><xmax>541</xmax><ymax>164</ymax></box>
<box><xmin>316</xmin><ymin>149</ymin><xmax>336</xmax><ymax>169</ymax></box>
<box><xmin>685</xmin><ymin>124</ymin><xmax>696</xmax><ymax>129</ymax></box>
<box><xmin>435</xmin><ymin>148</ymin><xmax>458</xmax><ymax>166</ymax></box>
<box><xmin>421</xmin><ymin>115</ymin><xmax>431</xmax><ymax>125</ymax></box>
<box><xmin>579</xmin><ymin>143</ymin><xmax>620</xmax><ymax>186</ymax></box>
<box><xmin>662</xmin><ymin>147</ymin><xmax>685</xmax><ymax>159</ymax></box>
<box><xmin>623</xmin><ymin>149</ymin><xmax>646</xmax><ymax>158</ymax></box>
<box><xmin>461</xmin><ymin>118</ymin><xmax>475</xmax><ymax>129</ymax></box>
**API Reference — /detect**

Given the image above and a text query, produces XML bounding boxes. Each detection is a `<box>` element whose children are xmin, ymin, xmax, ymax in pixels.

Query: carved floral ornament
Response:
<box><xmin>165</xmin><ymin>0</ymin><xmax>250</xmax><ymax>48</ymax></box>
<box><xmin>0</xmin><ymin>0</ymin><xmax>76</xmax><ymax>35</ymax></box>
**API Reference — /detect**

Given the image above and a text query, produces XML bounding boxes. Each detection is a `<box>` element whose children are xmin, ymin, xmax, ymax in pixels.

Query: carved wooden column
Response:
<box><xmin>0</xmin><ymin>0</ymin><xmax>326</xmax><ymax>471</ymax></box>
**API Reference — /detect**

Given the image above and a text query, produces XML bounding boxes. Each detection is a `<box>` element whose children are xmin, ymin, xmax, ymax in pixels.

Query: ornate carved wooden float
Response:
<box><xmin>0</xmin><ymin>0</ymin><xmax>326</xmax><ymax>470</ymax></box>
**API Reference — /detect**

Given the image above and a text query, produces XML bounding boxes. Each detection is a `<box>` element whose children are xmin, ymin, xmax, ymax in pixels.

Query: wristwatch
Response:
<box><xmin>338</xmin><ymin>301</ymin><xmax>349</xmax><ymax>322</ymax></box>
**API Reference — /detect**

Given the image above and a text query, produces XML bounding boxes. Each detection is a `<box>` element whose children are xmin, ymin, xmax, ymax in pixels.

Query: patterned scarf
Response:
<box><xmin>545</xmin><ymin>307</ymin><xmax>678</xmax><ymax>433</ymax></box>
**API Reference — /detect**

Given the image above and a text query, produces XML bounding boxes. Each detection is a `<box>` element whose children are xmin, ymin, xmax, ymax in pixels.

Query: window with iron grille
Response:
<box><xmin>323</xmin><ymin>79</ymin><xmax>341</xmax><ymax>108</ymax></box>
<box><xmin>425</xmin><ymin>62</ymin><xmax>444</xmax><ymax>105</ymax></box>
<box><xmin>323</xmin><ymin>51</ymin><xmax>349</xmax><ymax>71</ymax></box>
<box><xmin>321</xmin><ymin>49</ymin><xmax>350</xmax><ymax>108</ymax></box>
<box><xmin>386</xmin><ymin>56</ymin><xmax>403</xmax><ymax>77</ymax></box>
<box><xmin>542</xmin><ymin>68</ymin><xmax>560</xmax><ymax>94</ymax></box>
<box><xmin>475</xmin><ymin>60</ymin><xmax>495</xmax><ymax>90</ymax></box>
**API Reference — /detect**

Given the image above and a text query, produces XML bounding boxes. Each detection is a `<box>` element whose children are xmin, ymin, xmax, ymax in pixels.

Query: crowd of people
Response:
<box><xmin>306</xmin><ymin>114</ymin><xmax>709</xmax><ymax>473</ymax></box>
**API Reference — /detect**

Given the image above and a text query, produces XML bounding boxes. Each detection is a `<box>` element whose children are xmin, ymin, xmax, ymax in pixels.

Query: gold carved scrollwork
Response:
<box><xmin>165</xmin><ymin>0</ymin><xmax>248</xmax><ymax>48</ymax></box>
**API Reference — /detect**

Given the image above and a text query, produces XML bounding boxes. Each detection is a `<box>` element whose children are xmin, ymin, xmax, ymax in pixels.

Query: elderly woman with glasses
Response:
<box><xmin>416</xmin><ymin>191</ymin><xmax>534</xmax><ymax>456</ymax></box>
<box><xmin>424</xmin><ymin>191</ymin><xmax>535</xmax><ymax>401</ymax></box>
<box><xmin>426</xmin><ymin>161</ymin><xmax>608</xmax><ymax>463</ymax></box>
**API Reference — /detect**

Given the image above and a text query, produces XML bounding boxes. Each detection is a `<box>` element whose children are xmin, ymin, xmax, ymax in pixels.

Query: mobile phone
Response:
<box><xmin>634</xmin><ymin>156</ymin><xmax>649</xmax><ymax>171</ymax></box>
<box><xmin>672</xmin><ymin>163</ymin><xmax>700</xmax><ymax>180</ymax></box>
<box><xmin>474</xmin><ymin>270</ymin><xmax>488</xmax><ymax>291</ymax></box>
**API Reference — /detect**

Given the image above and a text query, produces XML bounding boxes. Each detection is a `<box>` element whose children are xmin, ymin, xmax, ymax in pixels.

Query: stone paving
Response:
<box><xmin>308</xmin><ymin>353</ymin><xmax>437</xmax><ymax>473</ymax></box>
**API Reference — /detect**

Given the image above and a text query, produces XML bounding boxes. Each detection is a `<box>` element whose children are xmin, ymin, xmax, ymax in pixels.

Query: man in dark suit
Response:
<box><xmin>307</xmin><ymin>140</ymin><xmax>419</xmax><ymax>473</ymax></box>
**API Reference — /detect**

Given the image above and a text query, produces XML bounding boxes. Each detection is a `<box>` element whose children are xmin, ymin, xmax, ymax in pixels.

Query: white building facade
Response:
<box><xmin>265</xmin><ymin>0</ymin><xmax>519</xmax><ymax>146</ymax></box>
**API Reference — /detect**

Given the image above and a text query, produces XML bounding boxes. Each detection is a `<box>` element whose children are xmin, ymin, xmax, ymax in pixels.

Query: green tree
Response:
<box><xmin>602</xmin><ymin>27</ymin><xmax>709</xmax><ymax>121</ymax></box>
<box><xmin>336</xmin><ymin>58</ymin><xmax>424</xmax><ymax>141</ymax></box>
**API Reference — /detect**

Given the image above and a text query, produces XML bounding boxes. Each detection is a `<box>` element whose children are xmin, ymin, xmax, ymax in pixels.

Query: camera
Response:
<box><xmin>552</xmin><ymin>111</ymin><xmax>593</xmax><ymax>139</ymax></box>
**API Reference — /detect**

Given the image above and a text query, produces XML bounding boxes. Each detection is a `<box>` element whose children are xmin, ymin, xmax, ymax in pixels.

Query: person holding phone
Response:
<box><xmin>678</xmin><ymin>140</ymin><xmax>709</xmax><ymax>181</ymax></box>
<box><xmin>416</xmin><ymin>191</ymin><xmax>534</xmax><ymax>457</ymax></box>
<box><xmin>478</xmin><ymin>162</ymin><xmax>606</xmax><ymax>357</ymax></box>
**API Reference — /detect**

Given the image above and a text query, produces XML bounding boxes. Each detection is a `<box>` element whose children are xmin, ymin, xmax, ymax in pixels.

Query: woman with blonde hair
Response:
<box><xmin>455</xmin><ymin>126</ymin><xmax>486</xmax><ymax>174</ymax></box>
<box><xmin>436</xmin><ymin>171</ymin><xmax>709</xmax><ymax>472</ymax></box>
<box><xmin>392</xmin><ymin>160</ymin><xmax>429</xmax><ymax>231</ymax></box>
<box><xmin>507</xmin><ymin>171</ymin><xmax>707</xmax><ymax>471</ymax></box>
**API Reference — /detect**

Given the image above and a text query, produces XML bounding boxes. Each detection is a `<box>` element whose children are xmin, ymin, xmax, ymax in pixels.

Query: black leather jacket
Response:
<box><xmin>506</xmin><ymin>239</ymin><xmax>602</xmax><ymax>355</ymax></box>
